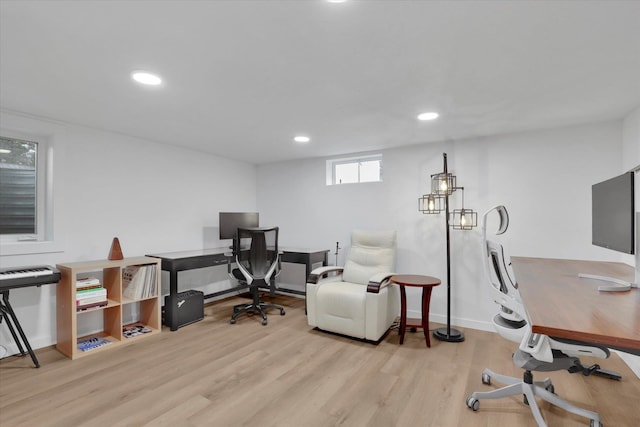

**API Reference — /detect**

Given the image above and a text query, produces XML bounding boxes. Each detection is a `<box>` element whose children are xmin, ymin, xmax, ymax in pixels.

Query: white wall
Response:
<box><xmin>622</xmin><ymin>106</ymin><xmax>640</xmax><ymax>171</ymax></box>
<box><xmin>257</xmin><ymin>121</ymin><xmax>625</xmax><ymax>330</ymax></box>
<box><xmin>0</xmin><ymin>111</ymin><xmax>257</xmax><ymax>354</ymax></box>
<box><xmin>622</xmin><ymin>105</ymin><xmax>640</xmax><ymax>281</ymax></box>
<box><xmin>615</xmin><ymin>106</ymin><xmax>640</xmax><ymax>376</ymax></box>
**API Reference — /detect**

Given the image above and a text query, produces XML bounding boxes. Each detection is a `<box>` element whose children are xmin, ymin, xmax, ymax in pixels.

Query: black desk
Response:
<box><xmin>280</xmin><ymin>248</ymin><xmax>330</xmax><ymax>280</ymax></box>
<box><xmin>147</xmin><ymin>247</ymin><xmax>328</xmax><ymax>331</ymax></box>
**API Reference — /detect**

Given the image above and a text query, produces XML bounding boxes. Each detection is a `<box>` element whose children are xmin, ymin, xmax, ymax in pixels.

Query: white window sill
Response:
<box><xmin>0</xmin><ymin>240</ymin><xmax>64</xmax><ymax>256</ymax></box>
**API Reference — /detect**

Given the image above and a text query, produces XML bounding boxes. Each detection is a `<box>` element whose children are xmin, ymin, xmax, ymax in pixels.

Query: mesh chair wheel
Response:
<box><xmin>230</xmin><ymin>318</ymin><xmax>236</xmax><ymax>324</ymax></box>
<box><xmin>262</xmin><ymin>319</ymin><xmax>268</xmax><ymax>326</ymax></box>
<box><xmin>466</xmin><ymin>396</ymin><xmax>480</xmax><ymax>411</ymax></box>
<box><xmin>280</xmin><ymin>308</ymin><xmax>286</xmax><ymax>315</ymax></box>
<box><xmin>481</xmin><ymin>373</ymin><xmax>491</xmax><ymax>385</ymax></box>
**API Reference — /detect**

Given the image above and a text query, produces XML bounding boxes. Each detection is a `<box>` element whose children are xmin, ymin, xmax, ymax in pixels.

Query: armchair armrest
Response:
<box><xmin>307</xmin><ymin>266</ymin><xmax>344</xmax><ymax>284</ymax></box>
<box><xmin>366</xmin><ymin>272</ymin><xmax>396</xmax><ymax>294</ymax></box>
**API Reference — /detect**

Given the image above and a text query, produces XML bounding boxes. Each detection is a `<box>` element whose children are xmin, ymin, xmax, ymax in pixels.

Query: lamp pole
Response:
<box><xmin>433</xmin><ymin>153</ymin><xmax>465</xmax><ymax>342</ymax></box>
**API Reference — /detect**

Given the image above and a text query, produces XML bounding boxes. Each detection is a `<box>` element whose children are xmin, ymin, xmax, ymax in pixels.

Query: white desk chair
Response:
<box><xmin>466</xmin><ymin>205</ymin><xmax>619</xmax><ymax>427</ymax></box>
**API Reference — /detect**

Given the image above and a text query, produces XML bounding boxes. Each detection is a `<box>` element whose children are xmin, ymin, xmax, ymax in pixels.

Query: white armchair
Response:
<box><xmin>306</xmin><ymin>229</ymin><xmax>399</xmax><ymax>342</ymax></box>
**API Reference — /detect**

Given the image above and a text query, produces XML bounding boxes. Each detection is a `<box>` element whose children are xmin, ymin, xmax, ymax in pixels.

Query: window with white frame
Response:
<box><xmin>0</xmin><ymin>135</ymin><xmax>49</xmax><ymax>242</ymax></box>
<box><xmin>326</xmin><ymin>154</ymin><xmax>383</xmax><ymax>185</ymax></box>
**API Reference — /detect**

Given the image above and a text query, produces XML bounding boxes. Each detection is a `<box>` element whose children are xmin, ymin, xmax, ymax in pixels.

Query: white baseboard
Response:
<box><xmin>406</xmin><ymin>309</ymin><xmax>494</xmax><ymax>333</ymax></box>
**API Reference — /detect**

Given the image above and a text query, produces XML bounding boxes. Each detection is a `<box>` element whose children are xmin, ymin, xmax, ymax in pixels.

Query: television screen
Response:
<box><xmin>219</xmin><ymin>212</ymin><xmax>259</xmax><ymax>240</ymax></box>
<box><xmin>591</xmin><ymin>172</ymin><xmax>635</xmax><ymax>254</ymax></box>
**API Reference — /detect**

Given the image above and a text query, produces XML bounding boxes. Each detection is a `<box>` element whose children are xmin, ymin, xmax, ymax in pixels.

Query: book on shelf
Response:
<box><xmin>122</xmin><ymin>324</ymin><xmax>153</xmax><ymax>338</ymax></box>
<box><xmin>76</xmin><ymin>276</ymin><xmax>101</xmax><ymax>289</ymax></box>
<box><xmin>122</xmin><ymin>264</ymin><xmax>157</xmax><ymax>300</ymax></box>
<box><xmin>77</xmin><ymin>336</ymin><xmax>112</xmax><ymax>352</ymax></box>
<box><xmin>76</xmin><ymin>287</ymin><xmax>107</xmax><ymax>300</ymax></box>
<box><xmin>76</xmin><ymin>295</ymin><xmax>108</xmax><ymax>306</ymax></box>
<box><xmin>75</xmin><ymin>286</ymin><xmax>107</xmax><ymax>311</ymax></box>
<box><xmin>77</xmin><ymin>301</ymin><xmax>108</xmax><ymax>311</ymax></box>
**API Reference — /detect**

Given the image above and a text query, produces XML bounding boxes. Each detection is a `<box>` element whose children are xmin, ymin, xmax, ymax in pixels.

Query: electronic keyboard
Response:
<box><xmin>0</xmin><ymin>265</ymin><xmax>61</xmax><ymax>290</ymax></box>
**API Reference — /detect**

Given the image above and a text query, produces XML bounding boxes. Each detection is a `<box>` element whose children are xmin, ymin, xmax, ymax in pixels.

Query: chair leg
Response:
<box><xmin>466</xmin><ymin>368</ymin><xmax>602</xmax><ymax>427</ymax></box>
<box><xmin>230</xmin><ymin>293</ymin><xmax>286</xmax><ymax>326</ymax></box>
<box><xmin>535</xmin><ymin>386</ymin><xmax>601</xmax><ymax>425</ymax></box>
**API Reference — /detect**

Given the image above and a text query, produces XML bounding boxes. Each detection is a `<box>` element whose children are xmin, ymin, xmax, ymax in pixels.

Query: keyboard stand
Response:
<box><xmin>0</xmin><ymin>290</ymin><xmax>40</xmax><ymax>368</ymax></box>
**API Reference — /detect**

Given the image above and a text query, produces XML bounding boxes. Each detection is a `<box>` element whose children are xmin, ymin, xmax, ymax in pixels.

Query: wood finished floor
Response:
<box><xmin>1</xmin><ymin>294</ymin><xmax>639</xmax><ymax>427</ymax></box>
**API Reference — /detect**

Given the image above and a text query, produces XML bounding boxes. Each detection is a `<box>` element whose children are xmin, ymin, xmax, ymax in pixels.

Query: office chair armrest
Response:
<box><xmin>366</xmin><ymin>273</ymin><xmax>396</xmax><ymax>294</ymax></box>
<box><xmin>307</xmin><ymin>266</ymin><xmax>344</xmax><ymax>284</ymax></box>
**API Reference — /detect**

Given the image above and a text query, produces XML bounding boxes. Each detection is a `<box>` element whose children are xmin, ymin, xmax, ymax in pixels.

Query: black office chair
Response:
<box><xmin>229</xmin><ymin>226</ymin><xmax>285</xmax><ymax>326</ymax></box>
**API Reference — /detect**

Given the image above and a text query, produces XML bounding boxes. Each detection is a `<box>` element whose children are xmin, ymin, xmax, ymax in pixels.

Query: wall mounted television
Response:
<box><xmin>219</xmin><ymin>212</ymin><xmax>259</xmax><ymax>240</ymax></box>
<box><xmin>591</xmin><ymin>171</ymin><xmax>635</xmax><ymax>255</ymax></box>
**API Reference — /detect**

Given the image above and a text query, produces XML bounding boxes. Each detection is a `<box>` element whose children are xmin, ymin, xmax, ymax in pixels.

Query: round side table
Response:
<box><xmin>391</xmin><ymin>274</ymin><xmax>441</xmax><ymax>348</ymax></box>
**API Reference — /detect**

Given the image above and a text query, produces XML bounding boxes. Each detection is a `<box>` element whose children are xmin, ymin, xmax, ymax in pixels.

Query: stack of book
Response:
<box><xmin>122</xmin><ymin>264</ymin><xmax>157</xmax><ymax>300</ymax></box>
<box><xmin>76</xmin><ymin>276</ymin><xmax>108</xmax><ymax>311</ymax></box>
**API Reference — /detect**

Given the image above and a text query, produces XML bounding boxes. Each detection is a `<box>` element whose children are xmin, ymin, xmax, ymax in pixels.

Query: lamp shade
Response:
<box><xmin>419</xmin><ymin>194</ymin><xmax>443</xmax><ymax>214</ymax></box>
<box><xmin>431</xmin><ymin>172</ymin><xmax>456</xmax><ymax>195</ymax></box>
<box><xmin>451</xmin><ymin>208</ymin><xmax>478</xmax><ymax>230</ymax></box>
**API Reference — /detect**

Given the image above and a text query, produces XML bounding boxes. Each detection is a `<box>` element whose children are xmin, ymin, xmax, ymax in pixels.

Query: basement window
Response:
<box><xmin>0</xmin><ymin>134</ymin><xmax>53</xmax><ymax>247</ymax></box>
<box><xmin>326</xmin><ymin>154</ymin><xmax>383</xmax><ymax>185</ymax></box>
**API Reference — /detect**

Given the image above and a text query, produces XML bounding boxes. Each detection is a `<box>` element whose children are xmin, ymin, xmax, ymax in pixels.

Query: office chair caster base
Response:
<box><xmin>466</xmin><ymin>396</ymin><xmax>480</xmax><ymax>411</ymax></box>
<box><xmin>482</xmin><ymin>372</ymin><xmax>491</xmax><ymax>385</ymax></box>
<box><xmin>262</xmin><ymin>319</ymin><xmax>267</xmax><ymax>326</ymax></box>
<box><xmin>279</xmin><ymin>308</ymin><xmax>286</xmax><ymax>316</ymax></box>
<box><xmin>590</xmin><ymin>420</ymin><xmax>603</xmax><ymax>427</ymax></box>
<box><xmin>230</xmin><ymin>319</ymin><xmax>236</xmax><ymax>324</ymax></box>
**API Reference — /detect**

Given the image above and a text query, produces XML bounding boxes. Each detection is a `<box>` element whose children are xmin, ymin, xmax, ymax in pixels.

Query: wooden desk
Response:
<box><xmin>511</xmin><ymin>257</ymin><xmax>640</xmax><ymax>354</ymax></box>
<box><xmin>391</xmin><ymin>274</ymin><xmax>441</xmax><ymax>348</ymax></box>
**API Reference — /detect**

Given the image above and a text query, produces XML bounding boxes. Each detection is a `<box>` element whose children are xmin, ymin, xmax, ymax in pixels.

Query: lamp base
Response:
<box><xmin>433</xmin><ymin>327</ymin><xmax>465</xmax><ymax>343</ymax></box>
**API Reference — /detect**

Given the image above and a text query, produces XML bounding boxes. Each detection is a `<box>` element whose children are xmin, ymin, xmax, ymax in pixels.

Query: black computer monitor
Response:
<box><xmin>591</xmin><ymin>171</ymin><xmax>635</xmax><ymax>255</ymax></box>
<box><xmin>219</xmin><ymin>212</ymin><xmax>259</xmax><ymax>240</ymax></box>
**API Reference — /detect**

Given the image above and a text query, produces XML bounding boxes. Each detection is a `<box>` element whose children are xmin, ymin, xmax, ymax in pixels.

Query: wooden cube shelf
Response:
<box><xmin>56</xmin><ymin>256</ymin><xmax>161</xmax><ymax>359</ymax></box>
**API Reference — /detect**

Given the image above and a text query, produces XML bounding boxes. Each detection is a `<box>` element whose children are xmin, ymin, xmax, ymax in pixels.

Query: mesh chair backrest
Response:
<box><xmin>235</xmin><ymin>227</ymin><xmax>279</xmax><ymax>281</ymax></box>
<box><xmin>481</xmin><ymin>206</ymin><xmax>526</xmax><ymax>323</ymax></box>
<box><xmin>342</xmin><ymin>229</ymin><xmax>396</xmax><ymax>285</ymax></box>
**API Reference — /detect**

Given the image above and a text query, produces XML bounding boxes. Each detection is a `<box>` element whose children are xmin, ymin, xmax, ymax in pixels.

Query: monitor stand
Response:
<box><xmin>578</xmin><ymin>273</ymin><xmax>638</xmax><ymax>291</ymax></box>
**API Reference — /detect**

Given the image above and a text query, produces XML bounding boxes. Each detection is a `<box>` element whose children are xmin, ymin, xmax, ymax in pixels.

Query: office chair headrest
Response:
<box><xmin>482</xmin><ymin>205</ymin><xmax>509</xmax><ymax>239</ymax></box>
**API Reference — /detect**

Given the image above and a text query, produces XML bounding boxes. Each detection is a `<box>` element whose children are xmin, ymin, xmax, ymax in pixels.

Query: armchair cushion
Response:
<box><xmin>342</xmin><ymin>229</ymin><xmax>396</xmax><ymax>285</ymax></box>
<box><xmin>315</xmin><ymin>282</ymin><xmax>367</xmax><ymax>337</ymax></box>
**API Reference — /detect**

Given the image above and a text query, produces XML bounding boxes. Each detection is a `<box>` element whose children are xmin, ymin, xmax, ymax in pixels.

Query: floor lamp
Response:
<box><xmin>418</xmin><ymin>153</ymin><xmax>477</xmax><ymax>342</ymax></box>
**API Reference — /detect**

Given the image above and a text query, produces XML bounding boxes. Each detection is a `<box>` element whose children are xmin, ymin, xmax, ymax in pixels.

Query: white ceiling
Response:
<box><xmin>1</xmin><ymin>0</ymin><xmax>639</xmax><ymax>165</ymax></box>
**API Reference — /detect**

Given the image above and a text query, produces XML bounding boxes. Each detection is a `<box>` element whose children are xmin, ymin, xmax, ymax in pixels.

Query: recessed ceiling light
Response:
<box><xmin>132</xmin><ymin>71</ymin><xmax>162</xmax><ymax>86</ymax></box>
<box><xmin>0</xmin><ymin>148</ymin><xmax>11</xmax><ymax>154</ymax></box>
<box><xmin>327</xmin><ymin>0</ymin><xmax>347</xmax><ymax>3</ymax></box>
<box><xmin>417</xmin><ymin>112</ymin><xmax>439</xmax><ymax>121</ymax></box>
<box><xmin>294</xmin><ymin>136</ymin><xmax>310</xmax><ymax>143</ymax></box>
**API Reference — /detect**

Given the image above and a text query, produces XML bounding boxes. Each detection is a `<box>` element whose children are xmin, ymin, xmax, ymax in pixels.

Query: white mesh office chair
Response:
<box><xmin>466</xmin><ymin>205</ymin><xmax>619</xmax><ymax>427</ymax></box>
